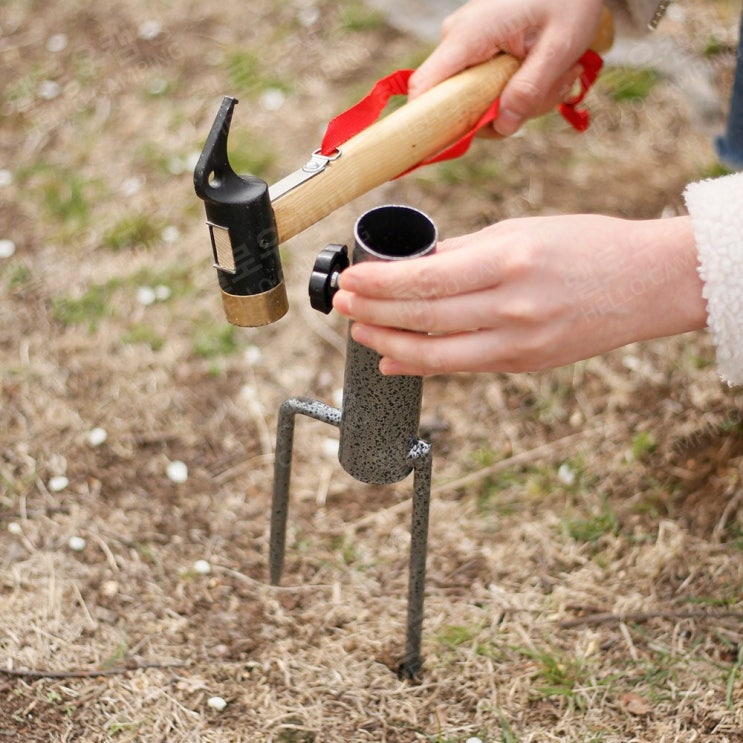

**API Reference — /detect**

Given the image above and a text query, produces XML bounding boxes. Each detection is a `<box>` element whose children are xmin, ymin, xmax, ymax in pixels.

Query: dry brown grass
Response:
<box><xmin>1</xmin><ymin>0</ymin><xmax>743</xmax><ymax>740</ymax></box>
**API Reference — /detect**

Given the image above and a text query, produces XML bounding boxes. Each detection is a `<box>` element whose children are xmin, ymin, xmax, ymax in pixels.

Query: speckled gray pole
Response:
<box><xmin>269</xmin><ymin>205</ymin><xmax>437</xmax><ymax>678</ymax></box>
<box><xmin>338</xmin><ymin>206</ymin><xmax>436</xmax><ymax>484</ymax></box>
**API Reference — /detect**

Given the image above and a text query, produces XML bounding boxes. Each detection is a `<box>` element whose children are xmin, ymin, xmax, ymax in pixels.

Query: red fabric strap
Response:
<box><xmin>319</xmin><ymin>50</ymin><xmax>604</xmax><ymax>174</ymax></box>
<box><xmin>557</xmin><ymin>49</ymin><xmax>604</xmax><ymax>132</ymax></box>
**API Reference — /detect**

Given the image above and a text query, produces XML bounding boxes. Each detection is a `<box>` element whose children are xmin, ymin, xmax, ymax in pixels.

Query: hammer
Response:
<box><xmin>194</xmin><ymin>8</ymin><xmax>614</xmax><ymax>328</ymax></box>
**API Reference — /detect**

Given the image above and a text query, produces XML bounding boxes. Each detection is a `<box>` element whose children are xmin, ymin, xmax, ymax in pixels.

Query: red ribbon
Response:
<box><xmin>558</xmin><ymin>49</ymin><xmax>604</xmax><ymax>132</ymax></box>
<box><xmin>319</xmin><ymin>50</ymin><xmax>603</xmax><ymax>174</ymax></box>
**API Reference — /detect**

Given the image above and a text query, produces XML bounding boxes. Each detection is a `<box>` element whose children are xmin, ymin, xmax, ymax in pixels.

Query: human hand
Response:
<box><xmin>408</xmin><ymin>0</ymin><xmax>606</xmax><ymax>136</ymax></box>
<box><xmin>333</xmin><ymin>215</ymin><xmax>706</xmax><ymax>376</ymax></box>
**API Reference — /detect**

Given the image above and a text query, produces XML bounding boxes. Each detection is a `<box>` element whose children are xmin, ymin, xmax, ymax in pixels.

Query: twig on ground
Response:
<box><xmin>0</xmin><ymin>507</ymin><xmax>70</xmax><ymax>521</ymax></box>
<box><xmin>560</xmin><ymin>608</ymin><xmax>743</xmax><ymax>629</ymax></box>
<box><xmin>0</xmin><ymin>661</ymin><xmax>187</xmax><ymax>680</ymax></box>
<box><xmin>216</xmin><ymin>565</ymin><xmax>335</xmax><ymax>592</ymax></box>
<box><xmin>712</xmin><ymin>486</ymin><xmax>743</xmax><ymax>543</ymax></box>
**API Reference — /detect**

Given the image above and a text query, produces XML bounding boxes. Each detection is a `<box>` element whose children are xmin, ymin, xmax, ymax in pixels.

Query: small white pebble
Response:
<box><xmin>244</xmin><ymin>346</ymin><xmax>263</xmax><ymax>365</ymax></box>
<box><xmin>622</xmin><ymin>354</ymin><xmax>642</xmax><ymax>372</ymax></box>
<box><xmin>38</xmin><ymin>80</ymin><xmax>62</xmax><ymax>100</ymax></box>
<box><xmin>100</xmin><ymin>580</ymin><xmax>119</xmax><ymax>597</ymax></box>
<box><xmin>166</xmin><ymin>460</ymin><xmax>188</xmax><ymax>483</ymax></box>
<box><xmin>138</xmin><ymin>20</ymin><xmax>163</xmax><ymax>40</ymax></box>
<box><xmin>87</xmin><ymin>427</ymin><xmax>108</xmax><ymax>447</ymax></box>
<box><xmin>46</xmin><ymin>33</ymin><xmax>68</xmax><ymax>53</ymax></box>
<box><xmin>154</xmin><ymin>284</ymin><xmax>171</xmax><ymax>301</ymax></box>
<box><xmin>298</xmin><ymin>7</ymin><xmax>320</xmax><ymax>26</ymax></box>
<box><xmin>0</xmin><ymin>169</ymin><xmax>12</xmax><ymax>187</ymax></box>
<box><xmin>207</xmin><ymin>696</ymin><xmax>227</xmax><ymax>712</ymax></box>
<box><xmin>569</xmin><ymin>410</ymin><xmax>583</xmax><ymax>427</ymax></box>
<box><xmin>121</xmin><ymin>176</ymin><xmax>143</xmax><ymax>196</ymax></box>
<box><xmin>68</xmin><ymin>536</ymin><xmax>86</xmax><ymax>552</ymax></box>
<box><xmin>48</xmin><ymin>475</ymin><xmax>69</xmax><ymax>492</ymax></box>
<box><xmin>7</xmin><ymin>522</ymin><xmax>22</xmax><ymax>535</ymax></box>
<box><xmin>136</xmin><ymin>286</ymin><xmax>156</xmax><ymax>305</ymax></box>
<box><xmin>0</xmin><ymin>239</ymin><xmax>16</xmax><ymax>258</ymax></box>
<box><xmin>161</xmin><ymin>225</ymin><xmax>179</xmax><ymax>243</ymax></box>
<box><xmin>166</xmin><ymin>157</ymin><xmax>186</xmax><ymax>175</ymax></box>
<box><xmin>147</xmin><ymin>77</ymin><xmax>168</xmax><ymax>96</ymax></box>
<box><xmin>557</xmin><ymin>462</ymin><xmax>576</xmax><ymax>486</ymax></box>
<box><xmin>193</xmin><ymin>559</ymin><xmax>211</xmax><ymax>575</ymax></box>
<box><xmin>240</xmin><ymin>384</ymin><xmax>258</xmax><ymax>402</ymax></box>
<box><xmin>465</xmin><ymin>738</ymin><xmax>484</xmax><ymax>743</ymax></box>
<box><xmin>259</xmin><ymin>88</ymin><xmax>286</xmax><ymax>112</ymax></box>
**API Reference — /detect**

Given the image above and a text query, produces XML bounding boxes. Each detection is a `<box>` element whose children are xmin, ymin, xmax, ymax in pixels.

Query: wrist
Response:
<box><xmin>628</xmin><ymin>216</ymin><xmax>706</xmax><ymax>342</ymax></box>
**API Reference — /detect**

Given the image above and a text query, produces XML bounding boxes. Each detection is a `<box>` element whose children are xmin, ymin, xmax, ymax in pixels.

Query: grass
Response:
<box><xmin>4</xmin><ymin>262</ymin><xmax>32</xmax><ymax>289</ymax></box>
<box><xmin>338</xmin><ymin>2</ymin><xmax>386</xmax><ymax>31</ymax></box>
<box><xmin>565</xmin><ymin>496</ymin><xmax>620</xmax><ymax>546</ymax></box>
<box><xmin>122</xmin><ymin>323</ymin><xmax>165</xmax><ymax>350</ymax></box>
<box><xmin>51</xmin><ymin>283</ymin><xmax>116</xmax><ymax>331</ymax></box>
<box><xmin>103</xmin><ymin>214</ymin><xmax>163</xmax><ymax>251</ymax></box>
<box><xmin>433</xmin><ymin>622</ymin><xmax>501</xmax><ymax>666</ymax></box>
<box><xmin>511</xmin><ymin>643</ymin><xmax>595</xmax><ymax>710</ymax></box>
<box><xmin>191</xmin><ymin>316</ymin><xmax>241</xmax><ymax>358</ymax></box>
<box><xmin>15</xmin><ymin>161</ymin><xmax>96</xmax><ymax>235</ymax></box>
<box><xmin>2</xmin><ymin>1</ymin><xmax>742</xmax><ymax>741</ymax></box>
<box><xmin>223</xmin><ymin>128</ymin><xmax>277</xmax><ymax>179</ymax></box>
<box><xmin>631</xmin><ymin>431</ymin><xmax>657</xmax><ymax>461</ymax></box>
<box><xmin>224</xmin><ymin>49</ymin><xmax>293</xmax><ymax>99</ymax></box>
<box><xmin>599</xmin><ymin>66</ymin><xmax>660</xmax><ymax>103</ymax></box>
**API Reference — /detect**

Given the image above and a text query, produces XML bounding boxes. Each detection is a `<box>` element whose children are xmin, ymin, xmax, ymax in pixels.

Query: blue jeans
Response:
<box><xmin>716</xmin><ymin>12</ymin><xmax>743</xmax><ymax>169</ymax></box>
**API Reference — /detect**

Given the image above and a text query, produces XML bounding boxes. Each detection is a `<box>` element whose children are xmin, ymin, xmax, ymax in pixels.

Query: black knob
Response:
<box><xmin>309</xmin><ymin>244</ymin><xmax>350</xmax><ymax>314</ymax></box>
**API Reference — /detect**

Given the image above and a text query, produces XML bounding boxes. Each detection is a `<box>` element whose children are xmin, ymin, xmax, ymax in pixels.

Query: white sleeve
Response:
<box><xmin>684</xmin><ymin>173</ymin><xmax>743</xmax><ymax>385</ymax></box>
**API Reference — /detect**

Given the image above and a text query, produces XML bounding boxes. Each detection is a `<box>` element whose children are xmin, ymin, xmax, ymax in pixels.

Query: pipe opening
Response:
<box><xmin>355</xmin><ymin>205</ymin><xmax>436</xmax><ymax>261</ymax></box>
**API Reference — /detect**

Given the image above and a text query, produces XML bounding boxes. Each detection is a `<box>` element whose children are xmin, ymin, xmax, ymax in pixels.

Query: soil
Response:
<box><xmin>1</xmin><ymin>0</ymin><xmax>742</xmax><ymax>741</ymax></box>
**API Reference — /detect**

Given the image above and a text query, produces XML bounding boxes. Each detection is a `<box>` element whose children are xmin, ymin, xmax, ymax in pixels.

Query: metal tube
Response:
<box><xmin>338</xmin><ymin>206</ymin><xmax>437</xmax><ymax>484</ymax></box>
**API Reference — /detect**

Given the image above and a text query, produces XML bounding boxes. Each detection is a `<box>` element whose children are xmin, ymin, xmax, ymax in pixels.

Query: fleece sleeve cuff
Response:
<box><xmin>684</xmin><ymin>173</ymin><xmax>743</xmax><ymax>386</ymax></box>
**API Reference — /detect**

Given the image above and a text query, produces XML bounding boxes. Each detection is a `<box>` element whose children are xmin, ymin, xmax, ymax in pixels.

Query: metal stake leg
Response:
<box><xmin>401</xmin><ymin>440</ymin><xmax>433</xmax><ymax>679</ymax></box>
<box><xmin>269</xmin><ymin>397</ymin><xmax>341</xmax><ymax>584</ymax></box>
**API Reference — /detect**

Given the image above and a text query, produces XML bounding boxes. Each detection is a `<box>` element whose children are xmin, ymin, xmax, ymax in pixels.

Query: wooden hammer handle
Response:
<box><xmin>273</xmin><ymin>8</ymin><xmax>613</xmax><ymax>244</ymax></box>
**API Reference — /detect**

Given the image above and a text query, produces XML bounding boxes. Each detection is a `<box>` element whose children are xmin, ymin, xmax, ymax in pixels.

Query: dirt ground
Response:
<box><xmin>2</xmin><ymin>0</ymin><xmax>743</xmax><ymax>740</ymax></box>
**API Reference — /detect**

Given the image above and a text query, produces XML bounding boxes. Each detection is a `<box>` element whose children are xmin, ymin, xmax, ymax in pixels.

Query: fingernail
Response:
<box><xmin>495</xmin><ymin>108</ymin><xmax>522</xmax><ymax>136</ymax></box>
<box><xmin>350</xmin><ymin>323</ymin><xmax>369</xmax><ymax>344</ymax></box>
<box><xmin>379</xmin><ymin>358</ymin><xmax>401</xmax><ymax>376</ymax></box>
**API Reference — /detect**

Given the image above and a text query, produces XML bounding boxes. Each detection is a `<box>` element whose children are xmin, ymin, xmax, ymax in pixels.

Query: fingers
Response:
<box><xmin>408</xmin><ymin>4</ymin><xmax>502</xmax><ymax>98</ymax></box>
<box><xmin>334</xmin><ymin>288</ymin><xmax>500</xmax><ymax>335</ymax></box>
<box><xmin>409</xmin><ymin>38</ymin><xmax>498</xmax><ymax>99</ymax></box>
<box><xmin>349</xmin><ymin>323</ymin><xmax>528</xmax><ymax>376</ymax></box>
<box><xmin>336</xmin><ymin>236</ymin><xmax>502</xmax><ymax>300</ymax></box>
<box><xmin>494</xmin><ymin>31</ymin><xmax>573</xmax><ymax>135</ymax></box>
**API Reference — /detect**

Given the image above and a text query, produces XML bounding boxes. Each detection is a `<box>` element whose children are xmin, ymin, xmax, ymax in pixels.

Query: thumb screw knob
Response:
<box><xmin>309</xmin><ymin>244</ymin><xmax>350</xmax><ymax>314</ymax></box>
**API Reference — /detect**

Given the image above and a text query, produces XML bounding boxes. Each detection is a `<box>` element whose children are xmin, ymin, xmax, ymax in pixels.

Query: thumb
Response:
<box><xmin>409</xmin><ymin>42</ymin><xmax>498</xmax><ymax>99</ymax></box>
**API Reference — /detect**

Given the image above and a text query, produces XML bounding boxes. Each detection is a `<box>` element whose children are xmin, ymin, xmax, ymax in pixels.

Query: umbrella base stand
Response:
<box><xmin>268</xmin><ymin>396</ymin><xmax>433</xmax><ymax>679</ymax></box>
<box><xmin>269</xmin><ymin>204</ymin><xmax>438</xmax><ymax>678</ymax></box>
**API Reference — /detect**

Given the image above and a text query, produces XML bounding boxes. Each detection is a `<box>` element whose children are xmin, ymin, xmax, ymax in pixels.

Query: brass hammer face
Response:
<box><xmin>194</xmin><ymin>97</ymin><xmax>288</xmax><ymax>327</ymax></box>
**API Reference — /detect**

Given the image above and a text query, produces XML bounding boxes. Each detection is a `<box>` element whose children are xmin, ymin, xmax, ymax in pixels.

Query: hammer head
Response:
<box><xmin>194</xmin><ymin>97</ymin><xmax>288</xmax><ymax>327</ymax></box>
